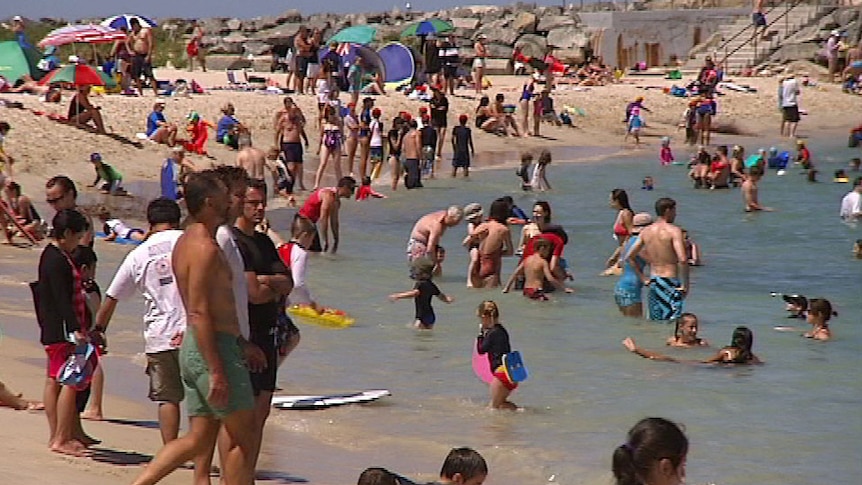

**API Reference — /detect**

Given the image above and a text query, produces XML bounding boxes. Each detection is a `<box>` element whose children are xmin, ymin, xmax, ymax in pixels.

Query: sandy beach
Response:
<box><xmin>1</xmin><ymin>67</ymin><xmax>859</xmax><ymax>485</ymax></box>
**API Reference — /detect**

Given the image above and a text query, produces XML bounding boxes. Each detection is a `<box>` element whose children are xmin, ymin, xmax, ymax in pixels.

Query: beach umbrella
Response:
<box><xmin>0</xmin><ymin>41</ymin><xmax>43</xmax><ymax>82</ymax></box>
<box><xmin>101</xmin><ymin>14</ymin><xmax>158</xmax><ymax>31</ymax></box>
<box><xmin>328</xmin><ymin>25</ymin><xmax>377</xmax><ymax>45</ymax></box>
<box><xmin>401</xmin><ymin>19</ymin><xmax>454</xmax><ymax>37</ymax></box>
<box><xmin>38</xmin><ymin>24</ymin><xmax>127</xmax><ymax>48</ymax></box>
<box><xmin>38</xmin><ymin>63</ymin><xmax>116</xmax><ymax>88</ymax></box>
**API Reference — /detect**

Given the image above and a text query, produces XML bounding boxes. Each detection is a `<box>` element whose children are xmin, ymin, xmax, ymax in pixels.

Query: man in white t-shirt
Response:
<box><xmin>780</xmin><ymin>75</ymin><xmax>800</xmax><ymax>137</ymax></box>
<box><xmin>840</xmin><ymin>176</ymin><xmax>862</xmax><ymax>221</ymax></box>
<box><xmin>94</xmin><ymin>198</ymin><xmax>185</xmax><ymax>444</ymax></box>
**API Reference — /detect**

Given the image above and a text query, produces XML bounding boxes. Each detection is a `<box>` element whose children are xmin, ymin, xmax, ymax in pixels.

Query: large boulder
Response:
<box><xmin>766</xmin><ymin>42</ymin><xmax>822</xmax><ymax>64</ymax></box>
<box><xmin>511</xmin><ymin>12</ymin><xmax>537</xmax><ymax>34</ymax></box>
<box><xmin>537</xmin><ymin>15</ymin><xmax>576</xmax><ymax>32</ymax></box>
<box><xmin>205</xmin><ymin>55</ymin><xmax>253</xmax><ymax>71</ymax></box>
<box><xmin>254</xmin><ymin>23</ymin><xmax>301</xmax><ymax>43</ymax></box>
<box><xmin>833</xmin><ymin>7</ymin><xmax>859</xmax><ymax>28</ymax></box>
<box><xmin>243</xmin><ymin>41</ymin><xmax>273</xmax><ymax>56</ymax></box>
<box><xmin>514</xmin><ymin>34</ymin><xmax>548</xmax><ymax>58</ymax></box>
<box><xmin>277</xmin><ymin>9</ymin><xmax>303</xmax><ymax>23</ymax></box>
<box><xmin>546</xmin><ymin>25</ymin><xmax>590</xmax><ymax>49</ymax></box>
<box><xmin>477</xmin><ymin>19</ymin><xmax>520</xmax><ymax>45</ymax></box>
<box><xmin>226</xmin><ymin>18</ymin><xmax>243</xmax><ymax>31</ymax></box>
<box><xmin>485</xmin><ymin>43</ymin><xmax>514</xmax><ymax>59</ymax></box>
<box><xmin>207</xmin><ymin>40</ymin><xmax>245</xmax><ymax>55</ymax></box>
<box><xmin>450</xmin><ymin>17</ymin><xmax>480</xmax><ymax>30</ymax></box>
<box><xmin>200</xmin><ymin>18</ymin><xmax>229</xmax><ymax>36</ymax></box>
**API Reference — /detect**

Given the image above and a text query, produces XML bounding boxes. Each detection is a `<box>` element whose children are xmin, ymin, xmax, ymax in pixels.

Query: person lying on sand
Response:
<box><xmin>0</xmin><ymin>379</ymin><xmax>43</xmax><ymax>411</ymax></box>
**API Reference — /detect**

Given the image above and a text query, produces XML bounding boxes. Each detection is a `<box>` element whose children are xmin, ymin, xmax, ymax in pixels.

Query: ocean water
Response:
<box><xmin>257</xmin><ymin>137</ymin><xmax>861</xmax><ymax>485</ymax></box>
<box><xmin>3</xmin><ymin>138</ymin><xmax>858</xmax><ymax>484</ymax></box>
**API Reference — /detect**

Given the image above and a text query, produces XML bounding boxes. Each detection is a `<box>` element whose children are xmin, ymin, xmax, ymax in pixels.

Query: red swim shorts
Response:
<box><xmin>493</xmin><ymin>365</ymin><xmax>518</xmax><ymax>391</ymax></box>
<box><xmin>45</xmin><ymin>342</ymin><xmax>74</xmax><ymax>379</ymax></box>
<box><xmin>523</xmin><ymin>287</ymin><xmax>549</xmax><ymax>301</ymax></box>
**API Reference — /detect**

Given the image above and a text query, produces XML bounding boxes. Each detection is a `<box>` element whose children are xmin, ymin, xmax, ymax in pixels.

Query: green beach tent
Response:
<box><xmin>0</xmin><ymin>41</ymin><xmax>43</xmax><ymax>82</ymax></box>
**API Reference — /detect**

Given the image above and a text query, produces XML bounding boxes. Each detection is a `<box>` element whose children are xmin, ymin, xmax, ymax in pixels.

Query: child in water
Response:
<box><xmin>854</xmin><ymin>239</ymin><xmax>862</xmax><ymax>259</ymax></box>
<box><xmin>502</xmin><ymin>238</ymin><xmax>573</xmax><ymax>300</ymax></box>
<box><xmin>666</xmin><ymin>313</ymin><xmax>709</xmax><ymax>347</ymax></box>
<box><xmin>389</xmin><ymin>257</ymin><xmax>453</xmax><ymax>329</ymax></box>
<box><xmin>623</xmin><ymin>326</ymin><xmax>762</xmax><ymax>364</ymax></box>
<box><xmin>516</xmin><ymin>151</ymin><xmax>533</xmax><ymax>191</ymax></box>
<box><xmin>681</xmin><ymin>229</ymin><xmax>701</xmax><ymax>266</ymax></box>
<box><xmin>476</xmin><ymin>300</ymin><xmax>519</xmax><ymax>410</ymax></box>
<box><xmin>612</xmin><ymin>417</ymin><xmax>688</xmax><ymax>485</ymax></box>
<box><xmin>642</xmin><ymin>176</ymin><xmax>654</xmax><ymax>191</ymax></box>
<box><xmin>530</xmin><ymin>149</ymin><xmax>552</xmax><ymax>191</ymax></box>
<box><xmin>355</xmin><ymin>176</ymin><xmax>387</xmax><ymax>200</ymax></box>
<box><xmin>659</xmin><ymin>137</ymin><xmax>674</xmax><ymax>166</ymax></box>
<box><xmin>775</xmin><ymin>293</ymin><xmax>808</xmax><ymax>318</ymax></box>
<box><xmin>803</xmin><ymin>298</ymin><xmax>836</xmax><ymax>341</ymax></box>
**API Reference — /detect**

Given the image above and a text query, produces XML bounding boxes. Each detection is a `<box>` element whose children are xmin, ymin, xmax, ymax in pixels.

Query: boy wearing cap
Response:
<box><xmin>147</xmin><ymin>101</ymin><xmax>178</xmax><ymax>146</ymax></box>
<box><xmin>88</xmin><ymin>153</ymin><xmax>125</xmax><ymax>195</ymax></box>
<box><xmin>420</xmin><ymin>114</ymin><xmax>437</xmax><ymax>176</ymax></box>
<box><xmin>451</xmin><ymin>114</ymin><xmax>474</xmax><ymax>178</ymax></box>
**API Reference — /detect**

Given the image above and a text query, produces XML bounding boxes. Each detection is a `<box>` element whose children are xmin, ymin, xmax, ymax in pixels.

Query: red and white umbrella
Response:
<box><xmin>38</xmin><ymin>24</ymin><xmax>127</xmax><ymax>48</ymax></box>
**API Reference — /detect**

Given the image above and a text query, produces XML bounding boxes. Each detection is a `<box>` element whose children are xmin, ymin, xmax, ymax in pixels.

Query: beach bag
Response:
<box><xmin>58</xmin><ymin>343</ymin><xmax>98</xmax><ymax>391</ymax></box>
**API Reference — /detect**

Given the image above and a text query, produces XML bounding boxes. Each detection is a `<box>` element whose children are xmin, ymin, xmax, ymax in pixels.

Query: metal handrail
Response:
<box><xmin>716</xmin><ymin>0</ymin><xmax>807</xmax><ymax>68</ymax></box>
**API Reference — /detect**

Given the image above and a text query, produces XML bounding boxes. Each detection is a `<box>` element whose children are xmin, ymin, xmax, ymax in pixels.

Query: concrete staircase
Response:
<box><xmin>687</xmin><ymin>3</ymin><xmax>830</xmax><ymax>72</ymax></box>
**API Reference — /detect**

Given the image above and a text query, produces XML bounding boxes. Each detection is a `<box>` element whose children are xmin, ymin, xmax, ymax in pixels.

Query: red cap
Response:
<box><xmin>419</xmin><ymin>106</ymin><xmax>428</xmax><ymax>113</ymax></box>
<box><xmin>421</xmin><ymin>114</ymin><xmax>430</xmax><ymax>122</ymax></box>
<box><xmin>459</xmin><ymin>114</ymin><xmax>469</xmax><ymax>123</ymax></box>
<box><xmin>402</xmin><ymin>113</ymin><xmax>412</xmax><ymax>121</ymax></box>
<box><xmin>372</xmin><ymin>107</ymin><xmax>381</xmax><ymax>117</ymax></box>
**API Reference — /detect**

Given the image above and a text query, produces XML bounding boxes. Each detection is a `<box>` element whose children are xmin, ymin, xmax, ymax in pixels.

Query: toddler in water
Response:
<box><xmin>389</xmin><ymin>257</ymin><xmax>453</xmax><ymax>329</ymax></box>
<box><xmin>516</xmin><ymin>151</ymin><xmax>533</xmax><ymax>191</ymax></box>
<box><xmin>355</xmin><ymin>176</ymin><xmax>387</xmax><ymax>200</ymax></box>
<box><xmin>666</xmin><ymin>313</ymin><xmax>709</xmax><ymax>347</ymax></box>
<box><xmin>641</xmin><ymin>176</ymin><xmax>654</xmax><ymax>191</ymax></box>
<box><xmin>803</xmin><ymin>298</ymin><xmax>836</xmax><ymax>341</ymax></box>
<box><xmin>476</xmin><ymin>300</ymin><xmax>519</xmax><ymax>410</ymax></box>
<box><xmin>854</xmin><ymin>239</ymin><xmax>862</xmax><ymax>259</ymax></box>
<box><xmin>659</xmin><ymin>137</ymin><xmax>674</xmax><ymax>166</ymax></box>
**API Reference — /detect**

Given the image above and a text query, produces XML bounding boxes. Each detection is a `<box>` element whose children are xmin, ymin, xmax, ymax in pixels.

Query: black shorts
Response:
<box><xmin>782</xmin><ymin>105</ymin><xmax>800</xmax><ymax>123</ymax></box>
<box><xmin>443</xmin><ymin>65</ymin><xmax>458</xmax><ymax>78</ymax></box>
<box><xmin>249</xmin><ymin>324</ymin><xmax>278</xmax><ymax>395</ymax></box>
<box><xmin>131</xmin><ymin>54</ymin><xmax>154</xmax><ymax>80</ymax></box>
<box><xmin>752</xmin><ymin>12</ymin><xmax>767</xmax><ymax>27</ymax></box>
<box><xmin>297</xmin><ymin>56</ymin><xmax>311</xmax><ymax>76</ymax></box>
<box><xmin>431</xmin><ymin>117</ymin><xmax>447</xmax><ymax>129</ymax></box>
<box><xmin>281</xmin><ymin>142</ymin><xmax>303</xmax><ymax>163</ymax></box>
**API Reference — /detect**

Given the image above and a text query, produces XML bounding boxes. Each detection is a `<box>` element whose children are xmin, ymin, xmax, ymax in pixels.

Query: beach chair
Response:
<box><xmin>226</xmin><ymin>70</ymin><xmax>250</xmax><ymax>90</ymax></box>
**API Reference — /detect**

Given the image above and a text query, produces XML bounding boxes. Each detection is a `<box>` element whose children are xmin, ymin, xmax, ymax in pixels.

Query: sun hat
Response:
<box><xmin>12</xmin><ymin>15</ymin><xmax>22</xmax><ymax>22</ymax></box>
<box><xmin>632</xmin><ymin>212</ymin><xmax>653</xmax><ymax>232</ymax></box>
<box><xmin>463</xmin><ymin>202</ymin><xmax>483</xmax><ymax>222</ymax></box>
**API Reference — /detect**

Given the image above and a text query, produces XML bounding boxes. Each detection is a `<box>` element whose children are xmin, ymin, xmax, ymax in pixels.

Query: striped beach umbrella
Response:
<box><xmin>38</xmin><ymin>24</ymin><xmax>127</xmax><ymax>48</ymax></box>
<box><xmin>38</xmin><ymin>64</ymin><xmax>116</xmax><ymax>88</ymax></box>
<box><xmin>101</xmin><ymin>14</ymin><xmax>158</xmax><ymax>31</ymax></box>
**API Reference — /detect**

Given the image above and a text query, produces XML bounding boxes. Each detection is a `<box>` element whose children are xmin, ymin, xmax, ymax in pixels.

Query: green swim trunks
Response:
<box><xmin>180</xmin><ymin>329</ymin><xmax>254</xmax><ymax>418</ymax></box>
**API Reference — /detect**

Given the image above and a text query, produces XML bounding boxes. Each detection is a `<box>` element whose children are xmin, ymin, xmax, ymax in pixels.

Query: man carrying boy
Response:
<box><xmin>503</xmin><ymin>238</ymin><xmax>572</xmax><ymax>299</ymax></box>
<box><xmin>95</xmin><ymin>198</ymin><xmax>186</xmax><ymax>444</ymax></box>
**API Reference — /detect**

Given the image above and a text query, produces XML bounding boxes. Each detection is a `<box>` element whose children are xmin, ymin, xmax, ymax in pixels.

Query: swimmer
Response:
<box><xmin>612</xmin><ymin>417</ymin><xmax>688</xmax><ymax>485</ymax></box>
<box><xmin>502</xmin><ymin>238</ymin><xmax>572</xmax><ymax>300</ymax></box>
<box><xmin>850</xmin><ymin>157</ymin><xmax>861</xmax><ymax>172</ymax></box>
<box><xmin>742</xmin><ymin>166</ymin><xmax>773</xmax><ymax>212</ymax></box>
<box><xmin>775</xmin><ymin>293</ymin><xmax>808</xmax><ymax>318</ymax></box>
<box><xmin>389</xmin><ymin>257</ymin><xmax>453</xmax><ymax>329</ymax></box>
<box><xmin>642</xmin><ymin>176</ymin><xmax>654</xmax><ymax>191</ymax></box>
<box><xmin>476</xmin><ymin>301</ymin><xmax>519</xmax><ymax>410</ymax></box>
<box><xmin>462</xmin><ymin>202</ymin><xmax>484</xmax><ymax>287</ymax></box>
<box><xmin>666</xmin><ymin>313</ymin><xmax>709</xmax><ymax>347</ymax></box>
<box><xmin>803</xmin><ymin>298</ymin><xmax>836</xmax><ymax>341</ymax></box>
<box><xmin>613</xmin><ymin>212</ymin><xmax>652</xmax><ymax>317</ymax></box>
<box><xmin>681</xmin><ymin>229</ymin><xmax>701</xmax><ymax>266</ymax></box>
<box><xmin>623</xmin><ymin>326</ymin><xmax>762</xmax><ymax>364</ymax></box>
<box><xmin>834</xmin><ymin>169</ymin><xmax>849</xmax><ymax>183</ymax></box>
<box><xmin>466</xmin><ymin>200</ymin><xmax>514</xmax><ymax>288</ymax></box>
<box><xmin>438</xmin><ymin>447</ymin><xmax>488</xmax><ymax>485</ymax></box>
<box><xmin>854</xmin><ymin>239</ymin><xmax>862</xmax><ymax>259</ymax></box>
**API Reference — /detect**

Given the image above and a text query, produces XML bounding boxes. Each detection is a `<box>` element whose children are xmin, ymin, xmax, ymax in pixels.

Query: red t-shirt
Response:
<box><xmin>522</xmin><ymin>232</ymin><xmax>565</xmax><ymax>260</ymax></box>
<box><xmin>709</xmin><ymin>160</ymin><xmax>728</xmax><ymax>174</ymax></box>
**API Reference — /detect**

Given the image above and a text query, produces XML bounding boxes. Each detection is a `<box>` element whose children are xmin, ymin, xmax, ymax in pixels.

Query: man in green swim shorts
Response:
<box><xmin>131</xmin><ymin>171</ymin><xmax>264</xmax><ymax>485</ymax></box>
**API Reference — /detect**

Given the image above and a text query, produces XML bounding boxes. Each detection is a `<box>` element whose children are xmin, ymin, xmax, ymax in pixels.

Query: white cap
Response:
<box><xmin>830</xmin><ymin>29</ymin><xmax>840</xmax><ymax>36</ymax></box>
<box><xmin>68</xmin><ymin>55</ymin><xmax>80</xmax><ymax>63</ymax></box>
<box><xmin>12</xmin><ymin>15</ymin><xmax>22</xmax><ymax>22</ymax></box>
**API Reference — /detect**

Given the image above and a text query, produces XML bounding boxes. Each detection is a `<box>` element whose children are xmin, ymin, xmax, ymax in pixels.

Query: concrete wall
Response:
<box><xmin>580</xmin><ymin>8</ymin><xmax>748</xmax><ymax>68</ymax></box>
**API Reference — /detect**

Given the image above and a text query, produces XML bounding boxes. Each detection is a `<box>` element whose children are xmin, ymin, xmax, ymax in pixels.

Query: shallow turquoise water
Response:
<box><xmin>261</xmin><ymin>137</ymin><xmax>862</xmax><ymax>485</ymax></box>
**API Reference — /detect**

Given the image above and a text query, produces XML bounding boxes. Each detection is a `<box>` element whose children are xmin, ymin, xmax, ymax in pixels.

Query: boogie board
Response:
<box><xmin>287</xmin><ymin>304</ymin><xmax>354</xmax><ymax>329</ymax></box>
<box><xmin>95</xmin><ymin>231</ymin><xmax>142</xmax><ymax>245</ymax></box>
<box><xmin>160</xmin><ymin>159</ymin><xmax>179</xmax><ymax>201</ymax></box>
<box><xmin>472</xmin><ymin>342</ymin><xmax>528</xmax><ymax>384</ymax></box>
<box><xmin>271</xmin><ymin>389</ymin><xmax>390</xmax><ymax>410</ymax></box>
<box><xmin>502</xmin><ymin>350</ymin><xmax>528</xmax><ymax>383</ymax></box>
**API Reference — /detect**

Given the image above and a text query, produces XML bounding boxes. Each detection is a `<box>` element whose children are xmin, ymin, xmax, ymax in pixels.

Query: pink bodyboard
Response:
<box><xmin>472</xmin><ymin>340</ymin><xmax>494</xmax><ymax>384</ymax></box>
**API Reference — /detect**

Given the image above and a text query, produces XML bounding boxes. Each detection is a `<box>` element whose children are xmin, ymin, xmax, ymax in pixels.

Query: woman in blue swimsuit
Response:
<box><xmin>614</xmin><ymin>213</ymin><xmax>652</xmax><ymax>317</ymax></box>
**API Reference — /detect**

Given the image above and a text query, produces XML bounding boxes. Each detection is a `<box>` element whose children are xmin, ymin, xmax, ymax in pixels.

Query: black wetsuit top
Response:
<box><xmin>477</xmin><ymin>324</ymin><xmax>511</xmax><ymax>370</ymax></box>
<box><xmin>414</xmin><ymin>279</ymin><xmax>440</xmax><ymax>324</ymax></box>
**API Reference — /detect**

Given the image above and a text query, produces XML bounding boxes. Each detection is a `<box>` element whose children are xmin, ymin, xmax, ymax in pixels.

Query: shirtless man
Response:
<box><xmin>626</xmin><ymin>197</ymin><xmax>689</xmax><ymax>322</ymax></box>
<box><xmin>467</xmin><ymin>217</ymin><xmax>513</xmax><ymax>288</ymax></box>
<box><xmin>502</xmin><ymin>238</ymin><xmax>571</xmax><ymax>299</ymax></box>
<box><xmin>407</xmin><ymin>206</ymin><xmax>464</xmax><ymax>271</ymax></box>
<box><xmin>297</xmin><ymin>176</ymin><xmax>357</xmax><ymax>254</ymax></box>
<box><xmin>235</xmin><ymin>136</ymin><xmax>277</xmax><ymax>188</ymax></box>
<box><xmin>274</xmin><ymin>97</ymin><xmax>309</xmax><ymax>191</ymax></box>
<box><xmin>127</xmin><ymin>18</ymin><xmax>158</xmax><ymax>96</ymax></box>
<box><xmin>130</xmin><ymin>171</ymin><xmax>258</xmax><ymax>485</ymax></box>
<box><xmin>742</xmin><ymin>166</ymin><xmax>773</xmax><ymax>212</ymax></box>
<box><xmin>401</xmin><ymin>119</ymin><xmax>422</xmax><ymax>189</ymax></box>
